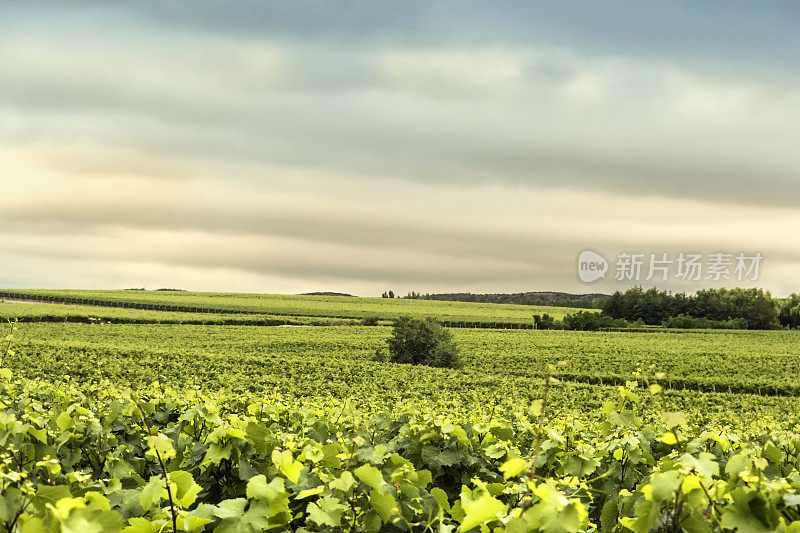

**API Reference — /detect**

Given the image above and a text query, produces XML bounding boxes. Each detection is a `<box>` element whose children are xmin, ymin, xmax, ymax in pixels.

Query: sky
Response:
<box><xmin>2</xmin><ymin>1</ymin><xmax>800</xmax><ymax>297</ymax></box>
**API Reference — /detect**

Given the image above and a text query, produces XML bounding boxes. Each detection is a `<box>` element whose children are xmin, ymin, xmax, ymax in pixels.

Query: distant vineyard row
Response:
<box><xmin>0</xmin><ymin>291</ymin><xmax>317</xmax><ymax>316</ymax></box>
<box><xmin>0</xmin><ymin>290</ymin><xmax>584</xmax><ymax>328</ymax></box>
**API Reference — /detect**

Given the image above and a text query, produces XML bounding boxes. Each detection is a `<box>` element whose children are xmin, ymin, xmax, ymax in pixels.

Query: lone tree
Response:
<box><xmin>386</xmin><ymin>317</ymin><xmax>461</xmax><ymax>368</ymax></box>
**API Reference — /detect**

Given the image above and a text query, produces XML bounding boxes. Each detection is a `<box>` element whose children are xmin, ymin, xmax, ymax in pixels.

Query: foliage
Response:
<box><xmin>778</xmin><ymin>293</ymin><xmax>800</xmax><ymax>328</ymax></box>
<box><xmin>361</xmin><ymin>315</ymin><xmax>380</xmax><ymax>326</ymax></box>
<box><xmin>562</xmin><ymin>311</ymin><xmax>631</xmax><ymax>331</ymax></box>
<box><xmin>533</xmin><ymin>311</ymin><xmax>630</xmax><ymax>331</ymax></box>
<box><xmin>603</xmin><ymin>287</ymin><xmax>780</xmax><ymax>329</ymax></box>
<box><xmin>417</xmin><ymin>291</ymin><xmax>610</xmax><ymax>308</ymax></box>
<box><xmin>3</xmin><ymin>311</ymin><xmax>800</xmax><ymax>530</ymax></box>
<box><xmin>386</xmin><ymin>317</ymin><xmax>461</xmax><ymax>368</ymax></box>
<box><xmin>533</xmin><ymin>313</ymin><xmax>557</xmax><ymax>330</ymax></box>
<box><xmin>1</xmin><ymin>370</ymin><xmax>800</xmax><ymax>531</ymax></box>
<box><xmin>662</xmin><ymin>314</ymin><xmax>749</xmax><ymax>330</ymax></box>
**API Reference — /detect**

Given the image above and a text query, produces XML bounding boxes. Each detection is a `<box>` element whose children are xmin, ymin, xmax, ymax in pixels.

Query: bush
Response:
<box><xmin>561</xmin><ymin>311</ymin><xmax>629</xmax><ymax>331</ymax></box>
<box><xmin>361</xmin><ymin>315</ymin><xmax>380</xmax><ymax>326</ymax></box>
<box><xmin>386</xmin><ymin>317</ymin><xmax>461</xmax><ymax>368</ymax></box>
<box><xmin>533</xmin><ymin>313</ymin><xmax>558</xmax><ymax>330</ymax></box>
<box><xmin>662</xmin><ymin>314</ymin><xmax>748</xmax><ymax>330</ymax></box>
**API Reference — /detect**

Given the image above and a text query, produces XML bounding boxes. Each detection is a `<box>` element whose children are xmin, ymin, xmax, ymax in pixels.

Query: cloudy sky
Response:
<box><xmin>2</xmin><ymin>1</ymin><xmax>800</xmax><ymax>296</ymax></box>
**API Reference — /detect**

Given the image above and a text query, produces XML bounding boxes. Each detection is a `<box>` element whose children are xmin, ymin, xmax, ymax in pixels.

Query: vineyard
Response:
<box><xmin>7</xmin><ymin>323</ymin><xmax>800</xmax><ymax>403</ymax></box>
<box><xmin>2</xmin><ymin>296</ymin><xmax>800</xmax><ymax>531</ymax></box>
<box><xmin>0</xmin><ymin>290</ymin><xmax>586</xmax><ymax>326</ymax></box>
<box><xmin>0</xmin><ymin>302</ymin><xmax>358</xmax><ymax>327</ymax></box>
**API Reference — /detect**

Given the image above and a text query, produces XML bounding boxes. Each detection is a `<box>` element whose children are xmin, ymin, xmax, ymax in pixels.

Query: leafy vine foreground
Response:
<box><xmin>1</xmin><ymin>368</ymin><xmax>800</xmax><ymax>531</ymax></box>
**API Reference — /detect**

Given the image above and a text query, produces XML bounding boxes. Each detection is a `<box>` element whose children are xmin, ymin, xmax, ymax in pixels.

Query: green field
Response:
<box><xmin>7</xmin><ymin>322</ymin><xmax>800</xmax><ymax>423</ymax></box>
<box><xmin>2</xmin><ymin>289</ymin><xmax>587</xmax><ymax>324</ymax></box>
<box><xmin>4</xmin><ymin>295</ymin><xmax>800</xmax><ymax>531</ymax></box>
<box><xmin>0</xmin><ymin>301</ymin><xmax>360</xmax><ymax>326</ymax></box>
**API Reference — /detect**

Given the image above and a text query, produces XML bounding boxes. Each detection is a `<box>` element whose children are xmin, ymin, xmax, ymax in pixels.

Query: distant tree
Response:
<box><xmin>533</xmin><ymin>313</ymin><xmax>556</xmax><ymax>330</ymax></box>
<box><xmin>388</xmin><ymin>290</ymin><xmax>395</xmax><ymax>299</ymax></box>
<box><xmin>779</xmin><ymin>293</ymin><xmax>800</xmax><ymax>328</ymax></box>
<box><xmin>602</xmin><ymin>291</ymin><xmax>625</xmax><ymax>318</ymax></box>
<box><xmin>602</xmin><ymin>286</ymin><xmax>779</xmax><ymax>329</ymax></box>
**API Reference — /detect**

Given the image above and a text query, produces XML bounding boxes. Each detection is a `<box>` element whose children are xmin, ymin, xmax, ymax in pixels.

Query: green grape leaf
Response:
<box><xmin>214</xmin><ymin>498</ymin><xmax>248</xmax><ymax>519</ymax></box>
<box><xmin>56</xmin><ymin>411</ymin><xmax>74</xmax><ymax>431</ymax></box>
<box><xmin>762</xmin><ymin>441</ymin><xmax>782</xmax><ymax>464</ymax></box>
<box><xmin>369</xmin><ymin>490</ymin><xmax>398</xmax><ymax>522</ymax></box>
<box><xmin>458</xmin><ymin>494</ymin><xmax>505</xmax><ymax>531</ymax></box>
<box><xmin>354</xmin><ymin>464</ymin><xmax>385</xmax><ymax>490</ymax></box>
<box><xmin>122</xmin><ymin>517</ymin><xmax>160</xmax><ymax>533</ymax></box>
<box><xmin>431</xmin><ymin>487</ymin><xmax>451</xmax><ymax>512</ymax></box>
<box><xmin>661</xmin><ymin>412</ymin><xmax>687</xmax><ymax>429</ymax></box>
<box><xmin>167</xmin><ymin>470</ymin><xmax>202</xmax><ymax>508</ymax></box>
<box><xmin>500</xmin><ymin>457</ymin><xmax>527</xmax><ymax>479</ymax></box>
<box><xmin>297</xmin><ymin>486</ymin><xmax>325</xmax><ymax>499</ymax></box>
<box><xmin>145</xmin><ymin>434</ymin><xmax>176</xmax><ymax>461</ymax></box>
<box><xmin>139</xmin><ymin>477</ymin><xmax>164</xmax><ymax>512</ymax></box>
<box><xmin>205</xmin><ymin>443</ymin><xmax>232</xmax><ymax>465</ymax></box>
<box><xmin>330</xmin><ymin>471</ymin><xmax>356</xmax><ymax>492</ymax></box>
<box><xmin>307</xmin><ymin>497</ymin><xmax>346</xmax><ymax>528</ymax></box>
<box><xmin>599</xmin><ymin>498</ymin><xmax>618</xmax><ymax>533</ymax></box>
<box><xmin>725</xmin><ymin>453</ymin><xmax>751</xmax><ymax>477</ymax></box>
<box><xmin>246</xmin><ymin>475</ymin><xmax>285</xmax><ymax>502</ymax></box>
<box><xmin>650</xmin><ymin>470</ymin><xmax>682</xmax><ymax>502</ymax></box>
<box><xmin>271</xmin><ymin>449</ymin><xmax>303</xmax><ymax>484</ymax></box>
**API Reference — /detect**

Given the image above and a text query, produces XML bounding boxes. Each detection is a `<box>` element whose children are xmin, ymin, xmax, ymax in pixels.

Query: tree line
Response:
<box><xmin>401</xmin><ymin>291</ymin><xmax>609</xmax><ymax>308</ymax></box>
<box><xmin>601</xmin><ymin>287</ymin><xmax>797</xmax><ymax>330</ymax></box>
